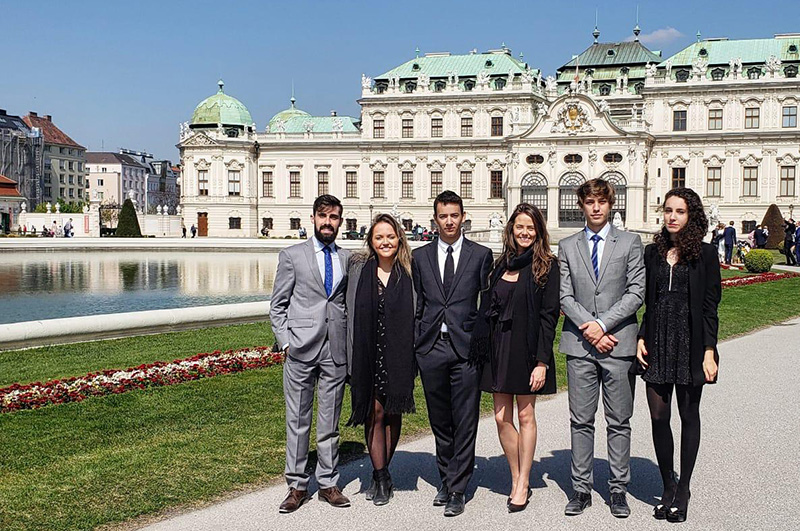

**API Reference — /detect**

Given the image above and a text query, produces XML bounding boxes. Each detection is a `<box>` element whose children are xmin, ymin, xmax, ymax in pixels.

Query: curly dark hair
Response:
<box><xmin>654</xmin><ymin>187</ymin><xmax>708</xmax><ymax>263</ymax></box>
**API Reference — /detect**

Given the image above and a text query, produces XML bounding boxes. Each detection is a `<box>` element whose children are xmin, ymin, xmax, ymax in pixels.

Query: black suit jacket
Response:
<box><xmin>412</xmin><ymin>238</ymin><xmax>493</xmax><ymax>357</ymax></box>
<box><xmin>639</xmin><ymin>243</ymin><xmax>722</xmax><ymax>385</ymax></box>
<box><xmin>723</xmin><ymin>226</ymin><xmax>737</xmax><ymax>246</ymax></box>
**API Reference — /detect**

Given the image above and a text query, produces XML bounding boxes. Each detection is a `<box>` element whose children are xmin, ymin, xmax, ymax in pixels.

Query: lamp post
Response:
<box><xmin>369</xmin><ymin>204</ymin><xmax>373</xmax><ymax>223</ymax></box>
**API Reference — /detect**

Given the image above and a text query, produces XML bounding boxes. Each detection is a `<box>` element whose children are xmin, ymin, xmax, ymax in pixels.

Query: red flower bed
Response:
<box><xmin>1</xmin><ymin>347</ymin><xmax>283</xmax><ymax>414</ymax></box>
<box><xmin>721</xmin><ymin>271</ymin><xmax>800</xmax><ymax>289</ymax></box>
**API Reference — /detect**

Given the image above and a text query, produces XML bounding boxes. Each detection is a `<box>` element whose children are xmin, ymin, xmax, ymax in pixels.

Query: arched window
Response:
<box><xmin>464</xmin><ymin>78</ymin><xmax>476</xmax><ymax>91</ymax></box>
<box><xmin>711</xmin><ymin>68</ymin><xmax>725</xmax><ymax>81</ymax></box>
<box><xmin>634</xmin><ymin>82</ymin><xmax>644</xmax><ymax>95</ymax></box>
<box><xmin>559</xmin><ymin>172</ymin><xmax>586</xmax><ymax>227</ymax></box>
<box><xmin>434</xmin><ymin>80</ymin><xmax>446</xmax><ymax>92</ymax></box>
<box><xmin>404</xmin><ymin>81</ymin><xmax>417</xmax><ymax>93</ymax></box>
<box><xmin>603</xmin><ymin>171</ymin><xmax>628</xmax><ymax>223</ymax></box>
<box><xmin>520</xmin><ymin>173</ymin><xmax>548</xmax><ymax>218</ymax></box>
<box><xmin>494</xmin><ymin>77</ymin><xmax>507</xmax><ymax>90</ymax></box>
<box><xmin>599</xmin><ymin>84</ymin><xmax>612</xmax><ymax>96</ymax></box>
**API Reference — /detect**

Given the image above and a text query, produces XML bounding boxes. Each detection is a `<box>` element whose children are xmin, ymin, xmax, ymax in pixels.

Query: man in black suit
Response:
<box><xmin>412</xmin><ymin>191</ymin><xmax>493</xmax><ymax>517</ymax></box>
<box><xmin>723</xmin><ymin>221</ymin><xmax>737</xmax><ymax>264</ymax></box>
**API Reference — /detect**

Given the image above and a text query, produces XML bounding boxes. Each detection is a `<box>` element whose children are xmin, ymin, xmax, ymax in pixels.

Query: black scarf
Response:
<box><xmin>468</xmin><ymin>247</ymin><xmax>534</xmax><ymax>367</ymax></box>
<box><xmin>347</xmin><ymin>258</ymin><xmax>416</xmax><ymax>426</ymax></box>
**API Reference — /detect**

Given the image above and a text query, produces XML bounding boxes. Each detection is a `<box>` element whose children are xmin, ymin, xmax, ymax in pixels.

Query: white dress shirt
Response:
<box><xmin>584</xmin><ymin>222</ymin><xmax>612</xmax><ymax>332</ymax></box>
<box><xmin>312</xmin><ymin>235</ymin><xmax>343</xmax><ymax>293</ymax></box>
<box><xmin>437</xmin><ymin>234</ymin><xmax>464</xmax><ymax>332</ymax></box>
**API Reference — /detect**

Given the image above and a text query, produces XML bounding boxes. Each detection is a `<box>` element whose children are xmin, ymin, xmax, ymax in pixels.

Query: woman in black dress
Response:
<box><xmin>470</xmin><ymin>203</ymin><xmax>560</xmax><ymax>513</ymax></box>
<box><xmin>637</xmin><ymin>188</ymin><xmax>721</xmax><ymax>523</ymax></box>
<box><xmin>346</xmin><ymin>214</ymin><xmax>416</xmax><ymax>506</ymax></box>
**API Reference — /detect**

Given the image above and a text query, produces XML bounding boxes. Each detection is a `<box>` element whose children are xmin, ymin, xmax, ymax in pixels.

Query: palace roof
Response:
<box><xmin>191</xmin><ymin>80</ymin><xmax>254</xmax><ymax>128</ymax></box>
<box><xmin>560</xmin><ymin>41</ymin><xmax>662</xmax><ymax>70</ymax></box>
<box><xmin>660</xmin><ymin>35</ymin><xmax>800</xmax><ymax>66</ymax></box>
<box><xmin>375</xmin><ymin>48</ymin><xmax>538</xmax><ymax>80</ymax></box>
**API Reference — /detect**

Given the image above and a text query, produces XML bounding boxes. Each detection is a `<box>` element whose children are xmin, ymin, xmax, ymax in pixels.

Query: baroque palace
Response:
<box><xmin>178</xmin><ymin>29</ymin><xmax>800</xmax><ymax>238</ymax></box>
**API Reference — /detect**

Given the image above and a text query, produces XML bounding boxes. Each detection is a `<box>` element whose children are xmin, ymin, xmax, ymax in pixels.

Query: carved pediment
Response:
<box><xmin>225</xmin><ymin>159</ymin><xmax>243</xmax><ymax>170</ymax></box>
<box><xmin>487</xmin><ymin>159</ymin><xmax>506</xmax><ymax>171</ymax></box>
<box><xmin>399</xmin><ymin>159</ymin><xmax>416</xmax><ymax>171</ymax></box>
<box><xmin>427</xmin><ymin>160</ymin><xmax>445</xmax><ymax>171</ymax></box>
<box><xmin>778</xmin><ymin>153</ymin><xmax>799</xmax><ymax>165</ymax></box>
<box><xmin>703</xmin><ymin>155</ymin><xmax>726</xmax><ymax>166</ymax></box>
<box><xmin>739</xmin><ymin>154</ymin><xmax>762</xmax><ymax>166</ymax></box>
<box><xmin>183</xmin><ymin>132</ymin><xmax>218</xmax><ymax>147</ymax></box>
<box><xmin>194</xmin><ymin>158</ymin><xmax>210</xmax><ymax>170</ymax></box>
<box><xmin>550</xmin><ymin>103</ymin><xmax>595</xmax><ymax>135</ymax></box>
<box><xmin>369</xmin><ymin>160</ymin><xmax>386</xmax><ymax>171</ymax></box>
<box><xmin>457</xmin><ymin>160</ymin><xmax>475</xmax><ymax>171</ymax></box>
<box><xmin>667</xmin><ymin>155</ymin><xmax>689</xmax><ymax>167</ymax></box>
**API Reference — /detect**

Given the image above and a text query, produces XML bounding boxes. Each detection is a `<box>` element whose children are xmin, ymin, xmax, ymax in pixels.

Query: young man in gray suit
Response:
<box><xmin>558</xmin><ymin>179</ymin><xmax>645</xmax><ymax>518</ymax></box>
<box><xmin>270</xmin><ymin>195</ymin><xmax>352</xmax><ymax>513</ymax></box>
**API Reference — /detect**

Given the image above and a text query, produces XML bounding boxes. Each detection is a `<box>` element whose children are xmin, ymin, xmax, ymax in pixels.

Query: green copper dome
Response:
<box><xmin>191</xmin><ymin>80</ymin><xmax>253</xmax><ymax>127</ymax></box>
<box><xmin>268</xmin><ymin>97</ymin><xmax>310</xmax><ymax>125</ymax></box>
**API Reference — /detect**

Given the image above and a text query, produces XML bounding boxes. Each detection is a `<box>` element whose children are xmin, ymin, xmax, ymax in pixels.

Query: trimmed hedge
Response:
<box><xmin>743</xmin><ymin>249</ymin><xmax>773</xmax><ymax>273</ymax></box>
<box><xmin>114</xmin><ymin>199</ymin><xmax>142</xmax><ymax>238</ymax></box>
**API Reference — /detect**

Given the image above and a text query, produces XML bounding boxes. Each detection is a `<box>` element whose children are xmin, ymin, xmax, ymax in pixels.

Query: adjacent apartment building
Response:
<box><xmin>86</xmin><ymin>151</ymin><xmax>149</xmax><ymax>207</ymax></box>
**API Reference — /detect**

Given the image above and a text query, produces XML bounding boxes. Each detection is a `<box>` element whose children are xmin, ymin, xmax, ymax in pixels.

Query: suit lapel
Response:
<box><xmin>425</xmin><ymin>242</ymin><xmax>446</xmax><ymax>299</ymax></box>
<box><xmin>596</xmin><ymin>227</ymin><xmax>619</xmax><ymax>285</ymax></box>
<box><xmin>303</xmin><ymin>238</ymin><xmax>326</xmax><ymax>295</ymax></box>
<box><xmin>448</xmin><ymin>238</ymin><xmax>474</xmax><ymax>299</ymax></box>
<box><xmin>330</xmin><ymin>244</ymin><xmax>348</xmax><ymax>298</ymax></box>
<box><xmin>576</xmin><ymin>231</ymin><xmax>597</xmax><ymax>285</ymax></box>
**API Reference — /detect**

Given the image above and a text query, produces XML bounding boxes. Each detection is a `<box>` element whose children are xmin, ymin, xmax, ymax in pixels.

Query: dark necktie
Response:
<box><xmin>443</xmin><ymin>245</ymin><xmax>454</xmax><ymax>294</ymax></box>
<box><xmin>323</xmin><ymin>245</ymin><xmax>333</xmax><ymax>296</ymax></box>
<box><xmin>590</xmin><ymin>234</ymin><xmax>601</xmax><ymax>279</ymax></box>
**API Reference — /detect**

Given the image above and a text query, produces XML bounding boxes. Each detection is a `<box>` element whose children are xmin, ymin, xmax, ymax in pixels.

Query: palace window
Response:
<box><xmin>711</xmin><ymin>68</ymin><xmax>725</xmax><ymax>81</ymax></box>
<box><xmin>708</xmin><ymin>109</ymin><xmax>723</xmax><ymax>130</ymax></box>
<box><xmin>290</xmin><ymin>218</ymin><xmax>301</xmax><ymax>230</ymax></box>
<box><xmin>745</xmin><ymin>107</ymin><xmax>760</xmax><ymax>129</ymax></box>
<box><xmin>491</xmin><ymin>116</ymin><xmax>504</xmax><ymax>136</ymax></box>
<box><xmin>782</xmin><ymin>106</ymin><xmax>797</xmax><ymax>128</ymax></box>
<box><xmin>434</xmin><ymin>80</ymin><xmax>446</xmax><ymax>92</ymax></box>
<box><xmin>262</xmin><ymin>171</ymin><xmax>273</xmax><ymax>197</ymax></box>
<box><xmin>317</xmin><ymin>171</ymin><xmax>329</xmax><ymax>196</ymax></box>
<box><xmin>373</xmin><ymin>119</ymin><xmax>385</xmax><ymax>138</ymax></box>
<box><xmin>198</xmin><ymin>170</ymin><xmax>208</xmax><ymax>196</ymax></box>
<box><xmin>603</xmin><ymin>153</ymin><xmax>622</xmax><ymax>163</ymax></box>
<box><xmin>564</xmin><ymin>154</ymin><xmax>582</xmax><ymax>164</ymax></box>
<box><xmin>431</xmin><ymin>117</ymin><xmax>443</xmax><ymax>137</ymax></box>
<box><xmin>526</xmin><ymin>154</ymin><xmax>545</xmax><ymax>165</ymax></box>
<box><xmin>675</xmin><ymin>69</ymin><xmax>690</xmax><ymax>82</ymax></box>
<box><xmin>460</xmin><ymin>171</ymin><xmax>473</xmax><ymax>198</ymax></box>
<box><xmin>262</xmin><ymin>217</ymin><xmax>273</xmax><ymax>230</ymax></box>
<box><xmin>345</xmin><ymin>171</ymin><xmax>358</xmax><ymax>198</ymax></box>
<box><xmin>375</xmin><ymin>82</ymin><xmax>387</xmax><ymax>94</ymax></box>
<box><xmin>402</xmin><ymin>171</ymin><xmax>414</xmax><ymax>199</ymax></box>
<box><xmin>227</xmin><ymin>171</ymin><xmax>241</xmax><ymax>196</ymax></box>
<box><xmin>742</xmin><ymin>166</ymin><xmax>758</xmax><ymax>196</ymax></box>
<box><xmin>747</xmin><ymin>67</ymin><xmax>761</xmax><ymax>80</ymax></box>
<box><xmin>228</xmin><ymin>217</ymin><xmax>241</xmax><ymax>230</ymax></box>
<box><xmin>494</xmin><ymin>77</ymin><xmax>506</xmax><ymax>90</ymax></box>
<box><xmin>430</xmin><ymin>171</ymin><xmax>443</xmax><ymax>198</ymax></box>
<box><xmin>402</xmin><ymin>219</ymin><xmax>413</xmax><ymax>232</ymax></box>
<box><xmin>673</xmin><ymin>110</ymin><xmax>687</xmax><ymax>131</ymax></box>
<box><xmin>780</xmin><ymin>166</ymin><xmax>796</xmax><ymax>196</ymax></box>
<box><xmin>404</xmin><ymin>81</ymin><xmax>417</xmax><ymax>93</ymax></box>
<box><xmin>671</xmin><ymin>167</ymin><xmax>686</xmax><ymax>189</ymax></box>
<box><xmin>346</xmin><ymin>218</ymin><xmax>357</xmax><ymax>232</ymax></box>
<box><xmin>706</xmin><ymin>167</ymin><xmax>722</xmax><ymax>197</ymax></box>
<box><xmin>289</xmin><ymin>171</ymin><xmax>301</xmax><ymax>198</ymax></box>
<box><xmin>373</xmin><ymin>171</ymin><xmax>385</xmax><ymax>198</ymax></box>
<box><xmin>490</xmin><ymin>170</ymin><xmax>503</xmax><ymax>199</ymax></box>
<box><xmin>634</xmin><ymin>82</ymin><xmax>644</xmax><ymax>95</ymax></box>
<box><xmin>785</xmin><ymin>65</ymin><xmax>798</xmax><ymax>78</ymax></box>
<box><xmin>402</xmin><ymin>119</ymin><xmax>414</xmax><ymax>138</ymax></box>
<box><xmin>464</xmin><ymin>79</ymin><xmax>476</xmax><ymax>91</ymax></box>
<box><xmin>599</xmin><ymin>84</ymin><xmax>611</xmax><ymax>96</ymax></box>
<box><xmin>461</xmin><ymin>116</ymin><xmax>473</xmax><ymax>137</ymax></box>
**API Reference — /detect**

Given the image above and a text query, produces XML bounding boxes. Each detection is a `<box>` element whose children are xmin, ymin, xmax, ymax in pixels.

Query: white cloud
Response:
<box><xmin>625</xmin><ymin>27</ymin><xmax>684</xmax><ymax>47</ymax></box>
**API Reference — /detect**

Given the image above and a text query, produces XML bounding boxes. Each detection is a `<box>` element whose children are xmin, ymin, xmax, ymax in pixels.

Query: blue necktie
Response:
<box><xmin>590</xmin><ymin>234</ymin><xmax>601</xmax><ymax>279</ymax></box>
<box><xmin>323</xmin><ymin>245</ymin><xmax>333</xmax><ymax>296</ymax></box>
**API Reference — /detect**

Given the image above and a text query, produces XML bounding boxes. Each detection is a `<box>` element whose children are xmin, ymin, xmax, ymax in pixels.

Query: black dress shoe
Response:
<box><xmin>666</xmin><ymin>490</ymin><xmax>691</xmax><ymax>523</ymax></box>
<box><xmin>610</xmin><ymin>492</ymin><xmax>631</xmax><ymax>518</ymax></box>
<box><xmin>654</xmin><ymin>472</ymin><xmax>678</xmax><ymax>520</ymax></box>
<box><xmin>433</xmin><ymin>484</ymin><xmax>448</xmax><ymax>506</ymax></box>
<box><xmin>564</xmin><ymin>491</ymin><xmax>592</xmax><ymax>516</ymax></box>
<box><xmin>443</xmin><ymin>492</ymin><xmax>465</xmax><ymax>517</ymax></box>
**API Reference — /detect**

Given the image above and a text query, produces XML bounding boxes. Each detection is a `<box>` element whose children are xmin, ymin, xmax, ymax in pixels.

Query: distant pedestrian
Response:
<box><xmin>723</xmin><ymin>221</ymin><xmax>736</xmax><ymax>265</ymax></box>
<box><xmin>64</xmin><ymin>218</ymin><xmax>74</xmax><ymax>238</ymax></box>
<box><xmin>181</xmin><ymin>220</ymin><xmax>187</xmax><ymax>238</ymax></box>
<box><xmin>783</xmin><ymin>219</ymin><xmax>797</xmax><ymax>265</ymax></box>
<box><xmin>52</xmin><ymin>220</ymin><xmax>59</xmax><ymax>237</ymax></box>
<box><xmin>795</xmin><ymin>224</ymin><xmax>800</xmax><ymax>266</ymax></box>
<box><xmin>190</xmin><ymin>224</ymin><xmax>197</xmax><ymax>238</ymax></box>
<box><xmin>753</xmin><ymin>225</ymin><xmax>767</xmax><ymax>249</ymax></box>
<box><xmin>22</xmin><ymin>224</ymin><xmax>27</xmax><ymax>235</ymax></box>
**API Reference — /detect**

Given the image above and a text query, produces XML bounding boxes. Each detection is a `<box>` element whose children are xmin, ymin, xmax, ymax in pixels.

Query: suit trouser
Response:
<box><xmin>417</xmin><ymin>337</ymin><xmax>481</xmax><ymax>495</ymax></box>
<box><xmin>724</xmin><ymin>244</ymin><xmax>733</xmax><ymax>264</ymax></box>
<box><xmin>567</xmin><ymin>354</ymin><xmax>636</xmax><ymax>495</ymax></box>
<box><xmin>283</xmin><ymin>340</ymin><xmax>346</xmax><ymax>490</ymax></box>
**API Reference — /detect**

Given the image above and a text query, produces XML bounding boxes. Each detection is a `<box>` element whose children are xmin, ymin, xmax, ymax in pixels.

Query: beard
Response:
<box><xmin>314</xmin><ymin>224</ymin><xmax>338</xmax><ymax>244</ymax></box>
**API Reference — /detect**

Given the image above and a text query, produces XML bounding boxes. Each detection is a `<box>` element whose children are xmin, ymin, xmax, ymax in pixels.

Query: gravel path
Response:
<box><xmin>140</xmin><ymin>317</ymin><xmax>800</xmax><ymax>531</ymax></box>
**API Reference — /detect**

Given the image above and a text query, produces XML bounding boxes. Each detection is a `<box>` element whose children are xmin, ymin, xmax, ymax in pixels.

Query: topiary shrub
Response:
<box><xmin>115</xmin><ymin>199</ymin><xmax>142</xmax><ymax>238</ymax></box>
<box><xmin>760</xmin><ymin>204</ymin><xmax>787</xmax><ymax>249</ymax></box>
<box><xmin>743</xmin><ymin>249</ymin><xmax>773</xmax><ymax>273</ymax></box>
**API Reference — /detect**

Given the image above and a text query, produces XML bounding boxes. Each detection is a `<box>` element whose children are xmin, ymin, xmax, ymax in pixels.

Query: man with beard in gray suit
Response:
<box><xmin>270</xmin><ymin>195</ymin><xmax>352</xmax><ymax>513</ymax></box>
<box><xmin>558</xmin><ymin>179</ymin><xmax>645</xmax><ymax>519</ymax></box>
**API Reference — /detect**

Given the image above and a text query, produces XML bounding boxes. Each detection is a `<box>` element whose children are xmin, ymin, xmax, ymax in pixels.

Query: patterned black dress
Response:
<box><xmin>643</xmin><ymin>256</ymin><xmax>693</xmax><ymax>386</ymax></box>
<box><xmin>374</xmin><ymin>277</ymin><xmax>389</xmax><ymax>396</ymax></box>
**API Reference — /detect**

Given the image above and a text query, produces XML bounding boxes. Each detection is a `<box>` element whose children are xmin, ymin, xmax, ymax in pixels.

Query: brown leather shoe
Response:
<box><xmin>318</xmin><ymin>486</ymin><xmax>351</xmax><ymax>508</ymax></box>
<box><xmin>279</xmin><ymin>488</ymin><xmax>311</xmax><ymax>513</ymax></box>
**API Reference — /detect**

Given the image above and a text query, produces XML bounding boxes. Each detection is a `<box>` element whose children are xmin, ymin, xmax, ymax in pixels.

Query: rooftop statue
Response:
<box><xmin>361</xmin><ymin>73</ymin><xmax>372</xmax><ymax>90</ymax></box>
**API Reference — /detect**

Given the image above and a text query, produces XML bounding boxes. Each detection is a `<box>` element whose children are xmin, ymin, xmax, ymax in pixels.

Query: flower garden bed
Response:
<box><xmin>0</xmin><ymin>346</ymin><xmax>282</xmax><ymax>413</ymax></box>
<box><xmin>721</xmin><ymin>271</ymin><xmax>799</xmax><ymax>289</ymax></box>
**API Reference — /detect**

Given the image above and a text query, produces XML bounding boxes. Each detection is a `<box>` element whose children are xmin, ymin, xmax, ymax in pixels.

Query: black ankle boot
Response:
<box><xmin>372</xmin><ymin>468</ymin><xmax>393</xmax><ymax>506</ymax></box>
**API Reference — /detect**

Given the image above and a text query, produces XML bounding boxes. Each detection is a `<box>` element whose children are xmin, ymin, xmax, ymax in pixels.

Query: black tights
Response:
<box><xmin>365</xmin><ymin>397</ymin><xmax>402</xmax><ymax>471</ymax></box>
<box><xmin>646</xmin><ymin>383</ymin><xmax>703</xmax><ymax>505</ymax></box>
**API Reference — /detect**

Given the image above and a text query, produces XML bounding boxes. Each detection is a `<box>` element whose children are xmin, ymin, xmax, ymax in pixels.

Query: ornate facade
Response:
<box><xmin>179</xmin><ymin>32</ymin><xmax>800</xmax><ymax>238</ymax></box>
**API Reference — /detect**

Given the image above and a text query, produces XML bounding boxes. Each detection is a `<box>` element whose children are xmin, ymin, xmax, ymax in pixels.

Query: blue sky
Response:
<box><xmin>2</xmin><ymin>0</ymin><xmax>799</xmax><ymax>160</ymax></box>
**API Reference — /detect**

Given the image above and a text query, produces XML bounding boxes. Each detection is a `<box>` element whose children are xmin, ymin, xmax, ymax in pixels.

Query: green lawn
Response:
<box><xmin>2</xmin><ymin>277</ymin><xmax>800</xmax><ymax>530</ymax></box>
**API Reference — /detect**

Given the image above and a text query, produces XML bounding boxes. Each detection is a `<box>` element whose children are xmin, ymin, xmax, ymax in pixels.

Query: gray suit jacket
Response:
<box><xmin>558</xmin><ymin>225</ymin><xmax>645</xmax><ymax>358</ymax></box>
<box><xmin>270</xmin><ymin>238</ymin><xmax>350</xmax><ymax>364</ymax></box>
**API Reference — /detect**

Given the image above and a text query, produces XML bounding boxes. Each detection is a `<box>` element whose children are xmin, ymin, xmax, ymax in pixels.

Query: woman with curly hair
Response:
<box><xmin>469</xmin><ymin>203</ymin><xmax>560</xmax><ymax>513</ymax></box>
<box><xmin>636</xmin><ymin>188</ymin><xmax>721</xmax><ymax>523</ymax></box>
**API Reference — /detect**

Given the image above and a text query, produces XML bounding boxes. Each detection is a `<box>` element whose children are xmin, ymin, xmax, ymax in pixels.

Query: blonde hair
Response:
<box><xmin>363</xmin><ymin>214</ymin><xmax>412</xmax><ymax>277</ymax></box>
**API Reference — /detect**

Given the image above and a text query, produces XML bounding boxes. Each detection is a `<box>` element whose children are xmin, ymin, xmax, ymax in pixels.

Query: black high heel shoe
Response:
<box><xmin>507</xmin><ymin>488</ymin><xmax>532</xmax><ymax>511</ymax></box>
<box><xmin>653</xmin><ymin>472</ymin><xmax>678</xmax><ymax>520</ymax></box>
<box><xmin>666</xmin><ymin>490</ymin><xmax>691</xmax><ymax>523</ymax></box>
